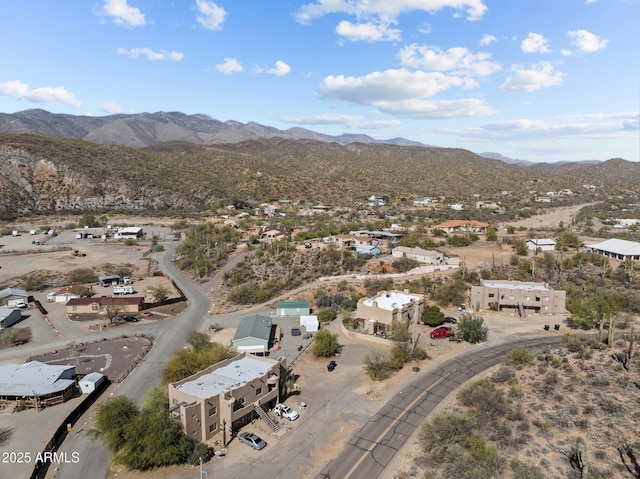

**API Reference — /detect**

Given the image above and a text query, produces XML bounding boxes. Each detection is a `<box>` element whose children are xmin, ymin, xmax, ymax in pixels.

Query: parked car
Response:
<box><xmin>123</xmin><ymin>315</ymin><xmax>139</xmax><ymax>323</ymax></box>
<box><xmin>291</xmin><ymin>328</ymin><xmax>302</xmax><ymax>336</ymax></box>
<box><xmin>327</xmin><ymin>360</ymin><xmax>337</xmax><ymax>371</ymax></box>
<box><xmin>238</xmin><ymin>432</ymin><xmax>267</xmax><ymax>450</ymax></box>
<box><xmin>274</xmin><ymin>403</ymin><xmax>299</xmax><ymax>421</ymax></box>
<box><xmin>430</xmin><ymin>326</ymin><xmax>455</xmax><ymax>339</ymax></box>
<box><xmin>444</xmin><ymin>317</ymin><xmax>458</xmax><ymax>324</ymax></box>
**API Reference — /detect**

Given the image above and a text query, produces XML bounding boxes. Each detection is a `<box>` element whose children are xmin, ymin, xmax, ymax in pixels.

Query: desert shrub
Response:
<box><xmin>67</xmin><ymin>268</ymin><xmax>98</xmax><ymax>284</ymax></box>
<box><xmin>492</xmin><ymin>367</ymin><xmax>516</xmax><ymax>384</ymax></box>
<box><xmin>419</xmin><ymin>411</ymin><xmax>476</xmax><ymax>458</ymax></box>
<box><xmin>511</xmin><ymin>459</ymin><xmax>546</xmax><ymax>479</ymax></box>
<box><xmin>504</xmin><ymin>348</ymin><xmax>534</xmax><ymax>366</ymax></box>
<box><xmin>317</xmin><ymin>308</ymin><xmax>337</xmax><ymax>322</ymax></box>
<box><xmin>311</xmin><ymin>329</ymin><xmax>339</xmax><ymax>358</ymax></box>
<box><xmin>421</xmin><ymin>305</ymin><xmax>445</xmax><ymax>326</ymax></box>
<box><xmin>187</xmin><ymin>442</ymin><xmax>213</xmax><ymax>466</ymax></box>
<box><xmin>458</xmin><ymin>379</ymin><xmax>509</xmax><ymax>420</ymax></box>
<box><xmin>364</xmin><ymin>350</ymin><xmax>394</xmax><ymax>381</ymax></box>
<box><xmin>456</xmin><ymin>313</ymin><xmax>488</xmax><ymax>344</ymax></box>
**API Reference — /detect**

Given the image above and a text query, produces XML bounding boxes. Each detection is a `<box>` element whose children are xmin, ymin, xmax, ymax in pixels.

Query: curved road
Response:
<box><xmin>317</xmin><ymin>336</ymin><xmax>564</xmax><ymax>479</ymax></box>
<box><xmin>49</xmin><ymin>243</ymin><xmax>214</xmax><ymax>479</ymax></box>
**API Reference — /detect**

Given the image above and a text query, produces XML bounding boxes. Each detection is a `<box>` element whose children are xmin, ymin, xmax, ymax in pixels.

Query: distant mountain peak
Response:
<box><xmin>0</xmin><ymin>109</ymin><xmax>421</xmax><ymax>148</ymax></box>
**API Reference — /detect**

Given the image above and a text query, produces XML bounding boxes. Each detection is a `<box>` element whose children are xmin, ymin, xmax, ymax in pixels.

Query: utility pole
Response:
<box><xmin>199</xmin><ymin>457</ymin><xmax>208</xmax><ymax>479</ymax></box>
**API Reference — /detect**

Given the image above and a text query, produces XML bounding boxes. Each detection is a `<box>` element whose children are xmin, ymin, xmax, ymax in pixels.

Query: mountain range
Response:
<box><xmin>0</xmin><ymin>109</ymin><xmax>637</xmax><ymax>220</ymax></box>
<box><xmin>0</xmin><ymin>109</ymin><xmax>425</xmax><ymax>149</ymax></box>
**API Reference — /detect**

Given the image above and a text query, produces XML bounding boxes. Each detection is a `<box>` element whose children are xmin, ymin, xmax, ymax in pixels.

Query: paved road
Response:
<box><xmin>48</xmin><ymin>242</ymin><xmax>214</xmax><ymax>479</ymax></box>
<box><xmin>316</xmin><ymin>336</ymin><xmax>564</xmax><ymax>479</ymax></box>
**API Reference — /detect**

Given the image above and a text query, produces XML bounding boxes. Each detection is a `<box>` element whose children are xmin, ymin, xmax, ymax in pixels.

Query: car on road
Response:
<box><xmin>238</xmin><ymin>432</ymin><xmax>267</xmax><ymax>450</ymax></box>
<box><xmin>444</xmin><ymin>316</ymin><xmax>458</xmax><ymax>324</ymax></box>
<box><xmin>274</xmin><ymin>403</ymin><xmax>299</xmax><ymax>421</ymax></box>
<box><xmin>430</xmin><ymin>326</ymin><xmax>455</xmax><ymax>339</ymax></box>
<box><xmin>327</xmin><ymin>360</ymin><xmax>337</xmax><ymax>371</ymax></box>
<box><xmin>123</xmin><ymin>315</ymin><xmax>139</xmax><ymax>322</ymax></box>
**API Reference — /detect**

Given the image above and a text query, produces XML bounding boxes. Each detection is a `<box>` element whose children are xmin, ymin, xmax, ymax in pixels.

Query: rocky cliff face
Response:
<box><xmin>0</xmin><ymin>144</ymin><xmax>175</xmax><ymax>218</ymax></box>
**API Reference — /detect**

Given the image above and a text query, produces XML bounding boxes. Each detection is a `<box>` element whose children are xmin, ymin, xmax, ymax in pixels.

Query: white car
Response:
<box><xmin>274</xmin><ymin>403</ymin><xmax>299</xmax><ymax>421</ymax></box>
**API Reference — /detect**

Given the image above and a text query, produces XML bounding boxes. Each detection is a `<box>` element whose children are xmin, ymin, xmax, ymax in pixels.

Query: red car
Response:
<box><xmin>430</xmin><ymin>326</ymin><xmax>455</xmax><ymax>339</ymax></box>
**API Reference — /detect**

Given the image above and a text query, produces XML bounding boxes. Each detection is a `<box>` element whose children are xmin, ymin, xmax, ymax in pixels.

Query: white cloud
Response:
<box><xmin>117</xmin><ymin>47</ymin><xmax>184</xmax><ymax>61</ymax></box>
<box><xmin>567</xmin><ymin>29</ymin><xmax>608</xmax><ymax>53</ymax></box>
<box><xmin>214</xmin><ymin>58</ymin><xmax>243</xmax><ymax>74</ymax></box>
<box><xmin>479</xmin><ymin>115</ymin><xmax>636</xmax><ymax>139</ymax></box>
<box><xmin>95</xmin><ymin>0</ymin><xmax>146</xmax><ymax>28</ymax></box>
<box><xmin>279</xmin><ymin>113</ymin><xmax>400</xmax><ymax>129</ymax></box>
<box><xmin>399</xmin><ymin>44</ymin><xmax>501</xmax><ymax>77</ymax></box>
<box><xmin>318</xmin><ymin>69</ymin><xmax>494</xmax><ymax>118</ymax></box>
<box><xmin>376</xmin><ymin>98</ymin><xmax>495</xmax><ymax>118</ymax></box>
<box><xmin>584</xmin><ymin>0</ymin><xmax>598</xmax><ymax>4</ymax></box>
<box><xmin>336</xmin><ymin>20</ymin><xmax>401</xmax><ymax>42</ymax></box>
<box><xmin>196</xmin><ymin>0</ymin><xmax>227</xmax><ymax>31</ymax></box>
<box><xmin>500</xmin><ymin>62</ymin><xmax>565</xmax><ymax>92</ymax></box>
<box><xmin>295</xmin><ymin>0</ymin><xmax>488</xmax><ymax>41</ymax></box>
<box><xmin>479</xmin><ymin>34</ymin><xmax>496</xmax><ymax>46</ymax></box>
<box><xmin>100</xmin><ymin>101</ymin><xmax>125</xmax><ymax>113</ymax></box>
<box><xmin>0</xmin><ymin>80</ymin><xmax>82</xmax><ymax>108</ymax></box>
<box><xmin>521</xmin><ymin>33</ymin><xmax>551</xmax><ymax>54</ymax></box>
<box><xmin>320</xmin><ymin>69</ymin><xmax>466</xmax><ymax>103</ymax></box>
<box><xmin>266</xmin><ymin>61</ymin><xmax>291</xmax><ymax>76</ymax></box>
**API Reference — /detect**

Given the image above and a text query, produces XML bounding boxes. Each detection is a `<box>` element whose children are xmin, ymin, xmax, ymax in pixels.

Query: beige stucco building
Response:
<box><xmin>355</xmin><ymin>290</ymin><xmax>424</xmax><ymax>334</ymax></box>
<box><xmin>168</xmin><ymin>353</ymin><xmax>287</xmax><ymax>444</ymax></box>
<box><xmin>470</xmin><ymin>280</ymin><xmax>566</xmax><ymax>316</ymax></box>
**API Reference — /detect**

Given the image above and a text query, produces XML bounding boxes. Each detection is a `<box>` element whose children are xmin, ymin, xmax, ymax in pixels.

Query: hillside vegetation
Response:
<box><xmin>0</xmin><ymin>133</ymin><xmax>636</xmax><ymax>219</ymax></box>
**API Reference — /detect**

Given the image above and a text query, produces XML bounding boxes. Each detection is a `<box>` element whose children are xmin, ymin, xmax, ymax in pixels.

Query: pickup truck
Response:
<box><xmin>274</xmin><ymin>403</ymin><xmax>299</xmax><ymax>421</ymax></box>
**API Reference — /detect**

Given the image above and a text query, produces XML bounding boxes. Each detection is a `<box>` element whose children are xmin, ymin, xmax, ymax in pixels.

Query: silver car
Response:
<box><xmin>238</xmin><ymin>432</ymin><xmax>267</xmax><ymax>450</ymax></box>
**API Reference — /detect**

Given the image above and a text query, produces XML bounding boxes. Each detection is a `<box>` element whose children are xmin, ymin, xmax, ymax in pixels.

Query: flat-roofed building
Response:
<box><xmin>470</xmin><ymin>280</ymin><xmax>566</xmax><ymax>316</ymax></box>
<box><xmin>0</xmin><ymin>361</ymin><xmax>76</xmax><ymax>409</ymax></box>
<box><xmin>168</xmin><ymin>353</ymin><xmax>287</xmax><ymax>444</ymax></box>
<box><xmin>355</xmin><ymin>290</ymin><xmax>424</xmax><ymax>335</ymax></box>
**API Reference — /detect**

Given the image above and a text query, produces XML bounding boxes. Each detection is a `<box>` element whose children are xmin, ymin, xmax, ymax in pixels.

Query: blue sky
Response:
<box><xmin>0</xmin><ymin>0</ymin><xmax>638</xmax><ymax>163</ymax></box>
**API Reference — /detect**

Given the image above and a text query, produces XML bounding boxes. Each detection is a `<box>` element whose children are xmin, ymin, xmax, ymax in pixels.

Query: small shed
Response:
<box><xmin>276</xmin><ymin>301</ymin><xmax>310</xmax><ymax>316</ymax></box>
<box><xmin>232</xmin><ymin>315</ymin><xmax>273</xmax><ymax>354</ymax></box>
<box><xmin>79</xmin><ymin>372</ymin><xmax>106</xmax><ymax>394</ymax></box>
<box><xmin>300</xmin><ymin>315</ymin><xmax>319</xmax><ymax>332</ymax></box>
<box><xmin>526</xmin><ymin>238</ymin><xmax>556</xmax><ymax>252</ymax></box>
<box><xmin>0</xmin><ymin>307</ymin><xmax>22</xmax><ymax>329</ymax></box>
<box><xmin>0</xmin><ymin>288</ymin><xmax>29</xmax><ymax>307</ymax></box>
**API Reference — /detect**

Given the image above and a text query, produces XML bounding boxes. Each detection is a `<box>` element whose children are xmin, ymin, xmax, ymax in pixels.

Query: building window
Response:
<box><xmin>488</xmin><ymin>293</ymin><xmax>495</xmax><ymax>298</ymax></box>
<box><xmin>542</xmin><ymin>305</ymin><xmax>549</xmax><ymax>311</ymax></box>
<box><xmin>209</xmin><ymin>423</ymin><xmax>217</xmax><ymax>433</ymax></box>
<box><xmin>543</xmin><ymin>296</ymin><xmax>550</xmax><ymax>301</ymax></box>
<box><xmin>72</xmin><ymin>306</ymin><xmax>77</xmax><ymax>311</ymax></box>
<box><xmin>255</xmin><ymin>387</ymin><xmax>262</xmax><ymax>396</ymax></box>
<box><xmin>508</xmin><ymin>295</ymin><xmax>515</xmax><ymax>301</ymax></box>
<box><xmin>208</xmin><ymin>406</ymin><xmax>217</xmax><ymax>416</ymax></box>
<box><xmin>91</xmin><ymin>304</ymin><xmax>98</xmax><ymax>311</ymax></box>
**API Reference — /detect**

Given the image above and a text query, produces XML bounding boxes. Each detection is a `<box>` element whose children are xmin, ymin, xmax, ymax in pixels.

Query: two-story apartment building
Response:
<box><xmin>470</xmin><ymin>280</ymin><xmax>566</xmax><ymax>316</ymax></box>
<box><xmin>168</xmin><ymin>353</ymin><xmax>287</xmax><ymax>444</ymax></box>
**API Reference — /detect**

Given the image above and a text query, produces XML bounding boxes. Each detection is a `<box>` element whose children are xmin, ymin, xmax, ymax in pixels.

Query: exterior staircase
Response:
<box><xmin>253</xmin><ymin>403</ymin><xmax>280</xmax><ymax>433</ymax></box>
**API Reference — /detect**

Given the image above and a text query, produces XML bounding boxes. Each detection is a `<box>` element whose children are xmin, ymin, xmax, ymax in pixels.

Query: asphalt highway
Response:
<box><xmin>317</xmin><ymin>336</ymin><xmax>564</xmax><ymax>479</ymax></box>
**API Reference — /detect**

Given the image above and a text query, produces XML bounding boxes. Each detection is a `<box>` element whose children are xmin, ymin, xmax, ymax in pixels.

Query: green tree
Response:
<box><xmin>1</xmin><ymin>330</ymin><xmax>18</xmax><ymax>345</ymax></box>
<box><xmin>186</xmin><ymin>330</ymin><xmax>210</xmax><ymax>351</ymax></box>
<box><xmin>485</xmin><ymin>226</ymin><xmax>498</xmax><ymax>242</ymax></box>
<box><xmin>116</xmin><ymin>408</ymin><xmax>194</xmax><ymax>470</ymax></box>
<box><xmin>149</xmin><ymin>285</ymin><xmax>169</xmax><ymax>303</ymax></box>
<box><xmin>79</xmin><ymin>214</ymin><xmax>98</xmax><ymax>228</ymax></box>
<box><xmin>162</xmin><ymin>342</ymin><xmax>235</xmax><ymax>384</ymax></box>
<box><xmin>317</xmin><ymin>308</ymin><xmax>337</xmax><ymax>322</ymax></box>
<box><xmin>142</xmin><ymin>386</ymin><xmax>169</xmax><ymax>412</ymax></box>
<box><xmin>421</xmin><ymin>305</ymin><xmax>445</xmax><ymax>326</ymax></box>
<box><xmin>456</xmin><ymin>313</ymin><xmax>488</xmax><ymax>344</ymax></box>
<box><xmin>311</xmin><ymin>329</ymin><xmax>339</xmax><ymax>357</ymax></box>
<box><xmin>94</xmin><ymin>396</ymin><xmax>140</xmax><ymax>452</ymax></box>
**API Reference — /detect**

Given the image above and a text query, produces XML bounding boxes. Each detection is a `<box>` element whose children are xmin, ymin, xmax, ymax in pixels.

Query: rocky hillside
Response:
<box><xmin>0</xmin><ymin>133</ymin><xmax>636</xmax><ymax>219</ymax></box>
<box><xmin>0</xmin><ymin>109</ymin><xmax>424</xmax><ymax>148</ymax></box>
